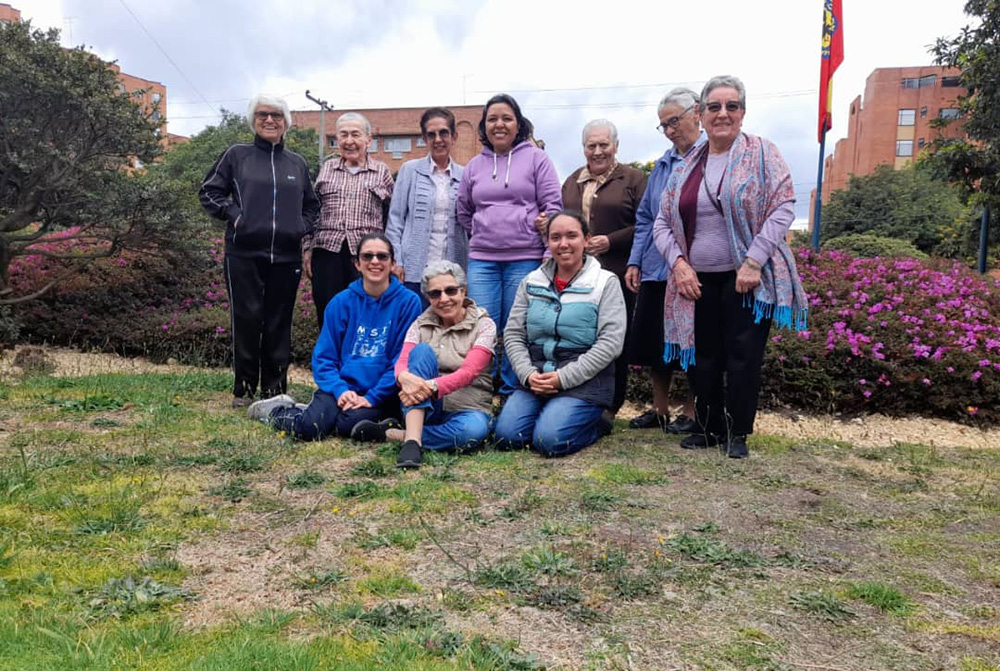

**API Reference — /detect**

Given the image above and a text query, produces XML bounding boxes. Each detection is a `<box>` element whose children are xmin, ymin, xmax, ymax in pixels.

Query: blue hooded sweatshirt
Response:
<box><xmin>312</xmin><ymin>277</ymin><xmax>422</xmax><ymax>406</ymax></box>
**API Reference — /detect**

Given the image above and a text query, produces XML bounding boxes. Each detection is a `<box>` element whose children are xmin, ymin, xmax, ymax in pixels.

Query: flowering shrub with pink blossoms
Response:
<box><xmin>10</xmin><ymin>243</ymin><xmax>1000</xmax><ymax>426</ymax></box>
<box><xmin>760</xmin><ymin>249</ymin><xmax>1000</xmax><ymax>426</ymax></box>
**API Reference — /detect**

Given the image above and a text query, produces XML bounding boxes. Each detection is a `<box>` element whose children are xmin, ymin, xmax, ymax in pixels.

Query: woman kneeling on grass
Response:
<box><xmin>493</xmin><ymin>209</ymin><xmax>626</xmax><ymax>457</ymax></box>
<box><xmin>352</xmin><ymin>260</ymin><xmax>496</xmax><ymax>469</ymax></box>
<box><xmin>247</xmin><ymin>234</ymin><xmax>421</xmax><ymax>439</ymax></box>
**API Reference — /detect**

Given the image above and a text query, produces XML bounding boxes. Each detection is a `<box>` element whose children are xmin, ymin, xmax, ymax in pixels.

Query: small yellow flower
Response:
<box><xmin>654</xmin><ymin>550</ymin><xmax>662</xmax><ymax>558</ymax></box>
<box><xmin>331</xmin><ymin>506</ymin><xmax>340</xmax><ymax>513</ymax></box>
<box><xmin>347</xmin><ymin>510</ymin><xmax>356</xmax><ymax>517</ymax></box>
<box><xmin>278</xmin><ymin>431</ymin><xmax>287</xmax><ymax>438</ymax></box>
<box><xmin>494</xmin><ymin>589</ymin><xmax>505</xmax><ymax>597</ymax></box>
<box><xmin>311</xmin><ymin>577</ymin><xmax>317</xmax><ymax>583</ymax></box>
<box><xmin>657</xmin><ymin>536</ymin><xmax>665</xmax><ymax>545</ymax></box>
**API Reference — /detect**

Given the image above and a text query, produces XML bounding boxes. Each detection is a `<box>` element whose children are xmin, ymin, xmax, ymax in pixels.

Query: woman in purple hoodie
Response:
<box><xmin>457</xmin><ymin>94</ymin><xmax>563</xmax><ymax>396</ymax></box>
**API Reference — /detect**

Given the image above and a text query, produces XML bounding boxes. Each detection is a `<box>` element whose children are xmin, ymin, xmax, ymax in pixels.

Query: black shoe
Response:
<box><xmin>680</xmin><ymin>433</ymin><xmax>721</xmax><ymax>450</ymax></box>
<box><xmin>350</xmin><ymin>418</ymin><xmax>400</xmax><ymax>443</ymax></box>
<box><xmin>396</xmin><ymin>440</ymin><xmax>423</xmax><ymax>469</ymax></box>
<box><xmin>629</xmin><ymin>409</ymin><xmax>668</xmax><ymax>430</ymax></box>
<box><xmin>665</xmin><ymin>414</ymin><xmax>697</xmax><ymax>434</ymax></box>
<box><xmin>727</xmin><ymin>435</ymin><xmax>749</xmax><ymax>459</ymax></box>
<box><xmin>598</xmin><ymin>410</ymin><xmax>615</xmax><ymax>437</ymax></box>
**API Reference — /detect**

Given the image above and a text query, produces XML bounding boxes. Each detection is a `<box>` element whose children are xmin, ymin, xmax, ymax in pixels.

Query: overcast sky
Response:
<box><xmin>23</xmin><ymin>0</ymin><xmax>973</xmax><ymax>221</ymax></box>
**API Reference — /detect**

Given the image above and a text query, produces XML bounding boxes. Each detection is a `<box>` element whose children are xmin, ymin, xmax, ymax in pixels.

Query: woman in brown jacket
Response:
<box><xmin>562</xmin><ymin>119</ymin><xmax>647</xmax><ymax>416</ymax></box>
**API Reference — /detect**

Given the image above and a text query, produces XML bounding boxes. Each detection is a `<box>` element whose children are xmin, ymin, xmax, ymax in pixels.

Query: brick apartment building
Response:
<box><xmin>811</xmin><ymin>66</ymin><xmax>967</xmax><ymax>223</ymax></box>
<box><xmin>2</xmin><ymin>3</ymin><xmax>170</xmax><ymax>140</ymax></box>
<box><xmin>291</xmin><ymin>105</ymin><xmax>484</xmax><ymax>174</ymax></box>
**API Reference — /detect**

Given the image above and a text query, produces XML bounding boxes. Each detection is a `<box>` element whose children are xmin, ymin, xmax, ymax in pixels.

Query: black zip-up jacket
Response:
<box><xmin>199</xmin><ymin>135</ymin><xmax>320</xmax><ymax>263</ymax></box>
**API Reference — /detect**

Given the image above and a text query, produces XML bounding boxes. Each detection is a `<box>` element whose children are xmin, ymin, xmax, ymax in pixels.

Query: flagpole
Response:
<box><xmin>812</xmin><ymin>129</ymin><xmax>827</xmax><ymax>252</ymax></box>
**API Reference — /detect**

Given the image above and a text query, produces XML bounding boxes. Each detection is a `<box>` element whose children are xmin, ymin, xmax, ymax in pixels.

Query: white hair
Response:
<box><xmin>420</xmin><ymin>260</ymin><xmax>467</xmax><ymax>296</ymax></box>
<box><xmin>247</xmin><ymin>94</ymin><xmax>291</xmax><ymax>129</ymax></box>
<box><xmin>700</xmin><ymin>75</ymin><xmax>747</xmax><ymax>109</ymax></box>
<box><xmin>336</xmin><ymin>112</ymin><xmax>372</xmax><ymax>136</ymax></box>
<box><xmin>657</xmin><ymin>87</ymin><xmax>700</xmax><ymax>115</ymax></box>
<box><xmin>581</xmin><ymin>119</ymin><xmax>618</xmax><ymax>145</ymax></box>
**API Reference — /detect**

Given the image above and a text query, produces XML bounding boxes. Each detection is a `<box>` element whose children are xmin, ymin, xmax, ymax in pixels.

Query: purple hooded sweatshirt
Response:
<box><xmin>456</xmin><ymin>141</ymin><xmax>563</xmax><ymax>262</ymax></box>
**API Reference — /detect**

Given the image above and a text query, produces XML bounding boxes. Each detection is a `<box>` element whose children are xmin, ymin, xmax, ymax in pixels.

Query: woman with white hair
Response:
<box><xmin>306</xmin><ymin>112</ymin><xmax>394</xmax><ymax>329</ymax></box>
<box><xmin>351</xmin><ymin>260</ymin><xmax>496</xmax><ymax>469</ymax></box>
<box><xmin>199</xmin><ymin>93</ymin><xmax>320</xmax><ymax>408</ymax></box>
<box><xmin>561</xmin><ymin>118</ymin><xmax>647</xmax><ymax>419</ymax></box>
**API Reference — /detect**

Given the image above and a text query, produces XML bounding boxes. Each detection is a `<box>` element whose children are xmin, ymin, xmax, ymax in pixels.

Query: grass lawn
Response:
<box><xmin>0</xmin><ymin>370</ymin><xmax>997</xmax><ymax>670</ymax></box>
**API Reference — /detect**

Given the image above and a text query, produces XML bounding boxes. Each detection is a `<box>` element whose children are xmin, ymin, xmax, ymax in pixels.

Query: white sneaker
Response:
<box><xmin>247</xmin><ymin>394</ymin><xmax>295</xmax><ymax>422</ymax></box>
<box><xmin>295</xmin><ymin>403</ymin><xmax>309</xmax><ymax>411</ymax></box>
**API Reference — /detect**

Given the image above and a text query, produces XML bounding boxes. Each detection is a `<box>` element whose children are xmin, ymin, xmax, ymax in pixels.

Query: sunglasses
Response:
<box><xmin>254</xmin><ymin>111</ymin><xmax>285</xmax><ymax>121</ymax></box>
<box><xmin>424</xmin><ymin>129</ymin><xmax>452</xmax><ymax>140</ymax></box>
<box><xmin>358</xmin><ymin>252</ymin><xmax>390</xmax><ymax>262</ymax></box>
<box><xmin>427</xmin><ymin>286</ymin><xmax>461</xmax><ymax>300</ymax></box>
<box><xmin>704</xmin><ymin>101</ymin><xmax>743</xmax><ymax>114</ymax></box>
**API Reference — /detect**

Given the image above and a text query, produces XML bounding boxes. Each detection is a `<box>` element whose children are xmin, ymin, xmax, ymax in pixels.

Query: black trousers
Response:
<box><xmin>224</xmin><ymin>255</ymin><xmax>301</xmax><ymax>400</ymax></box>
<box><xmin>686</xmin><ymin>270</ymin><xmax>771</xmax><ymax>438</ymax></box>
<box><xmin>311</xmin><ymin>243</ymin><xmax>358</xmax><ymax>331</ymax></box>
<box><xmin>612</xmin><ymin>280</ymin><xmax>637</xmax><ymax>413</ymax></box>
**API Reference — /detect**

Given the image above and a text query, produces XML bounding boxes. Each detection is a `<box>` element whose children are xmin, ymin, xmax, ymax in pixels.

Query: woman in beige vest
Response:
<box><xmin>351</xmin><ymin>260</ymin><xmax>496</xmax><ymax>468</ymax></box>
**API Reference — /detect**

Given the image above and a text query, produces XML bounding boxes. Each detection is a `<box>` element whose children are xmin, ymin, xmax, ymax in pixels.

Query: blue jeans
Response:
<box><xmin>405</xmin><ymin>343</ymin><xmax>490</xmax><ymax>451</ymax></box>
<box><xmin>466</xmin><ymin>258</ymin><xmax>541</xmax><ymax>396</ymax></box>
<box><xmin>269</xmin><ymin>389</ymin><xmax>384</xmax><ymax>441</ymax></box>
<box><xmin>493</xmin><ymin>389</ymin><xmax>604</xmax><ymax>457</ymax></box>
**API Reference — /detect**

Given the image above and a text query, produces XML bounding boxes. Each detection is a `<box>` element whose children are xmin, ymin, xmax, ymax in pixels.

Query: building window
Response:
<box><xmin>896</xmin><ymin>140</ymin><xmax>913</xmax><ymax>157</ymax></box>
<box><xmin>368</xmin><ymin>138</ymin><xmax>379</xmax><ymax>153</ymax></box>
<box><xmin>897</xmin><ymin>109</ymin><xmax>915</xmax><ymax>126</ymax></box>
<box><xmin>918</xmin><ymin>138</ymin><xmax>926</xmax><ymax>149</ymax></box>
<box><xmin>939</xmin><ymin>108</ymin><xmax>962</xmax><ymax>120</ymax></box>
<box><xmin>901</xmin><ymin>77</ymin><xmax>919</xmax><ymax>89</ymax></box>
<box><xmin>150</xmin><ymin>110</ymin><xmax>162</xmax><ymax>122</ymax></box>
<box><xmin>416</xmin><ymin>136</ymin><xmax>426</xmax><ymax>148</ymax></box>
<box><xmin>384</xmin><ymin>137</ymin><xmax>412</xmax><ymax>154</ymax></box>
<box><xmin>920</xmin><ymin>106</ymin><xmax>927</xmax><ymax>118</ymax></box>
<box><xmin>328</xmin><ymin>136</ymin><xmax>338</xmax><ymax>149</ymax></box>
<box><xmin>117</xmin><ymin>82</ymin><xmax>126</xmax><ymax>93</ymax></box>
<box><xmin>942</xmin><ymin>76</ymin><xmax>961</xmax><ymax>87</ymax></box>
<box><xmin>919</xmin><ymin>74</ymin><xmax>937</xmax><ymax>88</ymax></box>
<box><xmin>152</xmin><ymin>92</ymin><xmax>161</xmax><ymax>104</ymax></box>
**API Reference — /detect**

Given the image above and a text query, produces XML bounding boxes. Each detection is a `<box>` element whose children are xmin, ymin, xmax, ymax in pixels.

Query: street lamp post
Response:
<box><xmin>305</xmin><ymin>90</ymin><xmax>332</xmax><ymax>167</ymax></box>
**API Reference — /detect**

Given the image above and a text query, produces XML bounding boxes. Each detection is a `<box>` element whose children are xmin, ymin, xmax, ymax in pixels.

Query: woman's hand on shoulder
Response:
<box><xmin>672</xmin><ymin>258</ymin><xmax>701</xmax><ymax>300</ymax></box>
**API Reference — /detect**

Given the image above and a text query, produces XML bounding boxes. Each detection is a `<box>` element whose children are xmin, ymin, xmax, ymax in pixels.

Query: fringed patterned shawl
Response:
<box><xmin>661</xmin><ymin>133</ymin><xmax>809</xmax><ymax>370</ymax></box>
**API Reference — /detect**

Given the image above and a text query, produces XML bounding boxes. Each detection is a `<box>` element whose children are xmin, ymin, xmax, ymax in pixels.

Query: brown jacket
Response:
<box><xmin>413</xmin><ymin>300</ymin><xmax>494</xmax><ymax>413</ymax></box>
<box><xmin>561</xmin><ymin>163</ymin><xmax>647</xmax><ymax>278</ymax></box>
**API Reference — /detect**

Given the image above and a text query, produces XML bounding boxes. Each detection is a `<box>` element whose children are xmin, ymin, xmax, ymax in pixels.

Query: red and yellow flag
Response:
<box><xmin>818</xmin><ymin>0</ymin><xmax>844</xmax><ymax>142</ymax></box>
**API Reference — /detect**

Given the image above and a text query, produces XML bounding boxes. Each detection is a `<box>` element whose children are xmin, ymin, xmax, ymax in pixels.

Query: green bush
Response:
<box><xmin>824</xmin><ymin>234</ymin><xmax>928</xmax><ymax>259</ymax></box>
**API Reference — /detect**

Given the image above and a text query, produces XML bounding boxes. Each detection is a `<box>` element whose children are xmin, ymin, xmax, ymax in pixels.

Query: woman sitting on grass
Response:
<box><xmin>351</xmin><ymin>260</ymin><xmax>496</xmax><ymax>469</ymax></box>
<box><xmin>493</xmin><ymin>209</ymin><xmax>626</xmax><ymax>457</ymax></box>
<box><xmin>247</xmin><ymin>234</ymin><xmax>421</xmax><ymax>440</ymax></box>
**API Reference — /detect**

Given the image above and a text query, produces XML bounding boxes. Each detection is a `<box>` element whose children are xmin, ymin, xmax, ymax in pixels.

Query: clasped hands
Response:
<box><xmin>396</xmin><ymin>370</ymin><xmax>435</xmax><ymax>406</ymax></box>
<box><xmin>672</xmin><ymin>258</ymin><xmax>761</xmax><ymax>300</ymax></box>
<box><xmin>337</xmin><ymin>390</ymin><xmax>372</xmax><ymax>410</ymax></box>
<box><xmin>527</xmin><ymin>371</ymin><xmax>561</xmax><ymax>396</ymax></box>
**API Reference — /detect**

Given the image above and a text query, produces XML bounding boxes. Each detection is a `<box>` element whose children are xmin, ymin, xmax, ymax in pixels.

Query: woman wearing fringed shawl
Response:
<box><xmin>652</xmin><ymin>75</ymin><xmax>808</xmax><ymax>459</ymax></box>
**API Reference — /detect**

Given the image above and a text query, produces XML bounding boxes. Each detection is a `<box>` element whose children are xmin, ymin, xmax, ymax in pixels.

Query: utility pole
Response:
<box><xmin>305</xmin><ymin>90</ymin><xmax>332</xmax><ymax>167</ymax></box>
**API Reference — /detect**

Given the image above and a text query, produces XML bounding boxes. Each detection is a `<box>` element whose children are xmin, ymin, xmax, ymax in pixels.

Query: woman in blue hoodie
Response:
<box><xmin>457</xmin><ymin>94</ymin><xmax>563</xmax><ymax>396</ymax></box>
<box><xmin>247</xmin><ymin>234</ymin><xmax>422</xmax><ymax>440</ymax></box>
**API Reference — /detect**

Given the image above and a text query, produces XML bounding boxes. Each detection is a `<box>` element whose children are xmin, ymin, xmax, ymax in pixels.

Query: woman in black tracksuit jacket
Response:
<box><xmin>199</xmin><ymin>94</ymin><xmax>320</xmax><ymax>407</ymax></box>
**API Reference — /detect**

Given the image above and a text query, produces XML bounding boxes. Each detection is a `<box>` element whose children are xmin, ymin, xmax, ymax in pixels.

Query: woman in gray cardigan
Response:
<box><xmin>386</xmin><ymin>108</ymin><xmax>467</xmax><ymax>305</ymax></box>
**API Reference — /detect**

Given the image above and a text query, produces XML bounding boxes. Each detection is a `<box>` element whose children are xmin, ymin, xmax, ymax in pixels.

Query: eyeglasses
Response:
<box><xmin>427</xmin><ymin>286</ymin><xmax>461</xmax><ymax>300</ymax></box>
<box><xmin>254</xmin><ymin>111</ymin><xmax>285</xmax><ymax>121</ymax></box>
<box><xmin>656</xmin><ymin>105</ymin><xmax>693</xmax><ymax>133</ymax></box>
<box><xmin>359</xmin><ymin>252</ymin><xmax>390</xmax><ymax>262</ymax></box>
<box><xmin>424</xmin><ymin>129</ymin><xmax>452</xmax><ymax>140</ymax></box>
<box><xmin>704</xmin><ymin>101</ymin><xmax>743</xmax><ymax>114</ymax></box>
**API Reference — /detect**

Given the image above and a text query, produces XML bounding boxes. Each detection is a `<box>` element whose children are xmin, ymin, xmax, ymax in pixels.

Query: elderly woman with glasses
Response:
<box><xmin>351</xmin><ymin>260</ymin><xmax>496</xmax><ymax>468</ymax></box>
<box><xmin>561</xmin><ymin>119</ymin><xmax>646</xmax><ymax>421</ymax></box>
<box><xmin>306</xmin><ymin>112</ymin><xmax>395</xmax><ymax>330</ymax></box>
<box><xmin>653</xmin><ymin>75</ymin><xmax>808</xmax><ymax>459</ymax></box>
<box><xmin>199</xmin><ymin>94</ymin><xmax>320</xmax><ymax>409</ymax></box>
<box><xmin>625</xmin><ymin>88</ymin><xmax>705</xmax><ymax>435</ymax></box>
<box><xmin>386</xmin><ymin>108</ymin><xmax>467</xmax><ymax>307</ymax></box>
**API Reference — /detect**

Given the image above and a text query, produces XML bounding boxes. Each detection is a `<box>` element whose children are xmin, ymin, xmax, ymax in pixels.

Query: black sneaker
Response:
<box><xmin>629</xmin><ymin>409</ymin><xmax>668</xmax><ymax>430</ymax></box>
<box><xmin>396</xmin><ymin>440</ymin><xmax>423</xmax><ymax>469</ymax></box>
<box><xmin>665</xmin><ymin>414</ymin><xmax>697</xmax><ymax>434</ymax></box>
<box><xmin>350</xmin><ymin>418</ymin><xmax>400</xmax><ymax>443</ymax></box>
<box><xmin>727</xmin><ymin>434</ymin><xmax>749</xmax><ymax>459</ymax></box>
<box><xmin>680</xmin><ymin>433</ymin><xmax>721</xmax><ymax>450</ymax></box>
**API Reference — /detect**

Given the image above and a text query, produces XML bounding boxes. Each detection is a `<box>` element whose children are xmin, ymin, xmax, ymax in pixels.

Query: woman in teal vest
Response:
<box><xmin>495</xmin><ymin>209</ymin><xmax>627</xmax><ymax>456</ymax></box>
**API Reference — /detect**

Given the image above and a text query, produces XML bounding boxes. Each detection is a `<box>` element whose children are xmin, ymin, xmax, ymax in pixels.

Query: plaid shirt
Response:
<box><xmin>304</xmin><ymin>156</ymin><xmax>394</xmax><ymax>254</ymax></box>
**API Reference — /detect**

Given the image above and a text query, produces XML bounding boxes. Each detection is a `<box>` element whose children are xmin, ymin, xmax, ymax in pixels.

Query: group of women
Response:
<box><xmin>199</xmin><ymin>75</ymin><xmax>808</xmax><ymax>466</ymax></box>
